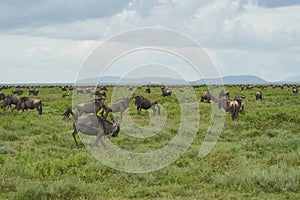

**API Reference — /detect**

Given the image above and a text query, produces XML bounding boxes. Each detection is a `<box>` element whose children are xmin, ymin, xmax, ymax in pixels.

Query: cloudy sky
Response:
<box><xmin>1</xmin><ymin>0</ymin><xmax>300</xmax><ymax>83</ymax></box>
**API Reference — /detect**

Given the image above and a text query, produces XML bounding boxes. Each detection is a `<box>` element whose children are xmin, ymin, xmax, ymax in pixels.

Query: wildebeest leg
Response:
<box><xmin>151</xmin><ymin>104</ymin><xmax>156</xmax><ymax>115</ymax></box>
<box><xmin>95</xmin><ymin>132</ymin><xmax>106</xmax><ymax>147</ymax></box>
<box><xmin>137</xmin><ymin>107</ymin><xmax>141</xmax><ymax>114</ymax></box>
<box><xmin>103</xmin><ymin>110</ymin><xmax>109</xmax><ymax>120</ymax></box>
<box><xmin>72</xmin><ymin>124</ymin><xmax>79</xmax><ymax>147</ymax></box>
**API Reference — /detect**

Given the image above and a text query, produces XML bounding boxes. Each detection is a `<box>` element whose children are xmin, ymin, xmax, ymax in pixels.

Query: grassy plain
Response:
<box><xmin>0</xmin><ymin>85</ymin><xmax>299</xmax><ymax>199</ymax></box>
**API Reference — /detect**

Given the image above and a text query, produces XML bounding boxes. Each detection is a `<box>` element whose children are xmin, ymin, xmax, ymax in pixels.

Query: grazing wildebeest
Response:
<box><xmin>1</xmin><ymin>95</ymin><xmax>20</xmax><ymax>109</ymax></box>
<box><xmin>255</xmin><ymin>91</ymin><xmax>263</xmax><ymax>100</ymax></box>
<box><xmin>134</xmin><ymin>95</ymin><xmax>160</xmax><ymax>115</ymax></box>
<box><xmin>29</xmin><ymin>88</ymin><xmax>39</xmax><ymax>96</ymax></box>
<box><xmin>76</xmin><ymin>88</ymin><xmax>85</xmax><ymax>94</ymax></box>
<box><xmin>15</xmin><ymin>96</ymin><xmax>42</xmax><ymax>115</ymax></box>
<box><xmin>246</xmin><ymin>84</ymin><xmax>253</xmax><ymax>90</ymax></box>
<box><xmin>234</xmin><ymin>96</ymin><xmax>245</xmax><ymax>115</ymax></box>
<box><xmin>219</xmin><ymin>90</ymin><xmax>230</xmax><ymax>100</ymax></box>
<box><xmin>76</xmin><ymin>98</ymin><xmax>105</xmax><ymax>116</ymax></box>
<box><xmin>292</xmin><ymin>87</ymin><xmax>298</xmax><ymax>94</ymax></box>
<box><xmin>62</xmin><ymin>93</ymin><xmax>70</xmax><ymax>98</ymax></box>
<box><xmin>99</xmin><ymin>86</ymin><xmax>107</xmax><ymax>91</ymax></box>
<box><xmin>0</xmin><ymin>93</ymin><xmax>5</xmax><ymax>101</ymax></box>
<box><xmin>161</xmin><ymin>86</ymin><xmax>172</xmax><ymax>97</ymax></box>
<box><xmin>218</xmin><ymin>96</ymin><xmax>244</xmax><ymax>120</ymax></box>
<box><xmin>92</xmin><ymin>90</ymin><xmax>106</xmax><ymax>98</ymax></box>
<box><xmin>200</xmin><ymin>91</ymin><xmax>216</xmax><ymax>103</ymax></box>
<box><xmin>218</xmin><ymin>97</ymin><xmax>230</xmax><ymax>112</ymax></box>
<box><xmin>62</xmin><ymin>108</ymin><xmax>120</xmax><ymax>147</ymax></box>
<box><xmin>101</xmin><ymin>98</ymin><xmax>130</xmax><ymax>120</ymax></box>
<box><xmin>12</xmin><ymin>89</ymin><xmax>23</xmax><ymax>95</ymax></box>
<box><xmin>145</xmin><ymin>86</ymin><xmax>151</xmax><ymax>93</ymax></box>
<box><xmin>229</xmin><ymin>100</ymin><xmax>240</xmax><ymax>121</ymax></box>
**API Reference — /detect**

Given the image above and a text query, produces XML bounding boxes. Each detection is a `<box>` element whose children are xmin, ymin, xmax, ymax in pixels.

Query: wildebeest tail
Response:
<box><xmin>39</xmin><ymin>101</ymin><xmax>42</xmax><ymax>115</ymax></box>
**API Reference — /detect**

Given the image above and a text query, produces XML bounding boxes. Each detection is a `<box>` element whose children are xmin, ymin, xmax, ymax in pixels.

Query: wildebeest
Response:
<box><xmin>234</xmin><ymin>96</ymin><xmax>245</xmax><ymax>115</ymax></box>
<box><xmin>1</xmin><ymin>95</ymin><xmax>20</xmax><ymax>109</ymax></box>
<box><xmin>62</xmin><ymin>93</ymin><xmax>70</xmax><ymax>98</ymax></box>
<box><xmin>145</xmin><ymin>86</ymin><xmax>151</xmax><ymax>93</ymax></box>
<box><xmin>29</xmin><ymin>88</ymin><xmax>39</xmax><ymax>96</ymax></box>
<box><xmin>99</xmin><ymin>86</ymin><xmax>107</xmax><ymax>91</ymax></box>
<box><xmin>12</xmin><ymin>89</ymin><xmax>23</xmax><ymax>95</ymax></box>
<box><xmin>15</xmin><ymin>96</ymin><xmax>43</xmax><ymax>115</ymax></box>
<box><xmin>76</xmin><ymin>98</ymin><xmax>105</xmax><ymax>116</ymax></box>
<box><xmin>91</xmin><ymin>90</ymin><xmax>106</xmax><ymax>98</ymax></box>
<box><xmin>229</xmin><ymin>100</ymin><xmax>240</xmax><ymax>121</ymax></box>
<box><xmin>218</xmin><ymin>96</ymin><xmax>244</xmax><ymax>120</ymax></box>
<box><xmin>161</xmin><ymin>86</ymin><xmax>172</xmax><ymax>97</ymax></box>
<box><xmin>255</xmin><ymin>91</ymin><xmax>263</xmax><ymax>100</ymax></box>
<box><xmin>218</xmin><ymin>97</ymin><xmax>230</xmax><ymax>112</ymax></box>
<box><xmin>134</xmin><ymin>95</ymin><xmax>160</xmax><ymax>115</ymax></box>
<box><xmin>219</xmin><ymin>90</ymin><xmax>230</xmax><ymax>100</ymax></box>
<box><xmin>0</xmin><ymin>93</ymin><xmax>5</xmax><ymax>101</ymax></box>
<box><xmin>292</xmin><ymin>87</ymin><xmax>298</xmax><ymax>94</ymax></box>
<box><xmin>101</xmin><ymin>98</ymin><xmax>130</xmax><ymax>120</ymax></box>
<box><xmin>200</xmin><ymin>91</ymin><xmax>216</xmax><ymax>103</ymax></box>
<box><xmin>62</xmin><ymin>108</ymin><xmax>120</xmax><ymax>147</ymax></box>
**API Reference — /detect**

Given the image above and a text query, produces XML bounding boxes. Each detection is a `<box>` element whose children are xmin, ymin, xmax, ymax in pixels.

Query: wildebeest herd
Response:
<box><xmin>0</xmin><ymin>83</ymin><xmax>299</xmax><ymax>147</ymax></box>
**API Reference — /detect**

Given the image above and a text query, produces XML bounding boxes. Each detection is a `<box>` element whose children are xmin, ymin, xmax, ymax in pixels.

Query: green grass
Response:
<box><xmin>0</xmin><ymin>85</ymin><xmax>299</xmax><ymax>199</ymax></box>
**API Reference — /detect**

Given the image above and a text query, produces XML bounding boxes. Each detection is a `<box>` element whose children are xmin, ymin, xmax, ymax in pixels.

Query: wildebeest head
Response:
<box><xmin>134</xmin><ymin>95</ymin><xmax>144</xmax><ymax>106</ymax></box>
<box><xmin>110</xmin><ymin>120</ymin><xmax>120</xmax><ymax>137</ymax></box>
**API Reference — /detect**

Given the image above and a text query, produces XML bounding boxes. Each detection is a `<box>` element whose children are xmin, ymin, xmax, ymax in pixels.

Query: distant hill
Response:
<box><xmin>191</xmin><ymin>75</ymin><xmax>267</xmax><ymax>85</ymax></box>
<box><xmin>282</xmin><ymin>75</ymin><xmax>300</xmax><ymax>83</ymax></box>
<box><xmin>222</xmin><ymin>75</ymin><xmax>267</xmax><ymax>84</ymax></box>
<box><xmin>77</xmin><ymin>75</ymin><xmax>268</xmax><ymax>85</ymax></box>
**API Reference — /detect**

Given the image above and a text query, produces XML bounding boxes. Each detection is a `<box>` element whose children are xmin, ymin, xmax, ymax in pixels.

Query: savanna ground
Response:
<box><xmin>0</xmin><ymin>84</ymin><xmax>299</xmax><ymax>199</ymax></box>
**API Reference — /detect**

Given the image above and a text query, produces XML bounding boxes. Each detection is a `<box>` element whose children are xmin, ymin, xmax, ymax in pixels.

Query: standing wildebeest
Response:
<box><xmin>145</xmin><ymin>86</ymin><xmax>151</xmax><ymax>93</ymax></box>
<box><xmin>200</xmin><ymin>91</ymin><xmax>216</xmax><ymax>103</ymax></box>
<box><xmin>0</xmin><ymin>93</ymin><xmax>5</xmax><ymax>101</ymax></box>
<box><xmin>218</xmin><ymin>96</ymin><xmax>244</xmax><ymax>120</ymax></box>
<box><xmin>134</xmin><ymin>95</ymin><xmax>160</xmax><ymax>115</ymax></box>
<box><xmin>292</xmin><ymin>87</ymin><xmax>298</xmax><ymax>94</ymax></box>
<box><xmin>29</xmin><ymin>88</ymin><xmax>39</xmax><ymax>96</ymax></box>
<box><xmin>15</xmin><ymin>97</ymin><xmax>42</xmax><ymax>115</ymax></box>
<box><xmin>229</xmin><ymin>100</ymin><xmax>240</xmax><ymax>121</ymax></box>
<box><xmin>218</xmin><ymin>97</ymin><xmax>230</xmax><ymax>112</ymax></box>
<box><xmin>76</xmin><ymin>98</ymin><xmax>105</xmax><ymax>116</ymax></box>
<box><xmin>93</xmin><ymin>90</ymin><xmax>106</xmax><ymax>98</ymax></box>
<box><xmin>219</xmin><ymin>90</ymin><xmax>230</xmax><ymax>100</ymax></box>
<box><xmin>1</xmin><ymin>95</ymin><xmax>20</xmax><ymax>109</ymax></box>
<box><xmin>101</xmin><ymin>98</ymin><xmax>130</xmax><ymax>120</ymax></box>
<box><xmin>255</xmin><ymin>91</ymin><xmax>263</xmax><ymax>100</ymax></box>
<box><xmin>161</xmin><ymin>85</ymin><xmax>172</xmax><ymax>97</ymax></box>
<box><xmin>12</xmin><ymin>89</ymin><xmax>23</xmax><ymax>95</ymax></box>
<box><xmin>62</xmin><ymin>108</ymin><xmax>120</xmax><ymax>147</ymax></box>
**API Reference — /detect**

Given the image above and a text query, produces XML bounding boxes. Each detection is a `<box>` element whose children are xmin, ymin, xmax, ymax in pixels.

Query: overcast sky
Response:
<box><xmin>1</xmin><ymin>0</ymin><xmax>300</xmax><ymax>83</ymax></box>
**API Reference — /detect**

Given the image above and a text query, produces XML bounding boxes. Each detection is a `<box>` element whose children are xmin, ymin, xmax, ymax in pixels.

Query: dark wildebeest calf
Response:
<box><xmin>134</xmin><ymin>95</ymin><xmax>160</xmax><ymax>115</ymax></box>
<box><xmin>101</xmin><ymin>98</ymin><xmax>130</xmax><ymax>120</ymax></box>
<box><xmin>62</xmin><ymin>108</ymin><xmax>120</xmax><ymax>147</ymax></box>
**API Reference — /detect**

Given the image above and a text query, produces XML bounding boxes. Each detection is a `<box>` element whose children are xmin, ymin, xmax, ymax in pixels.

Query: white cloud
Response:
<box><xmin>0</xmin><ymin>0</ymin><xmax>300</xmax><ymax>82</ymax></box>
